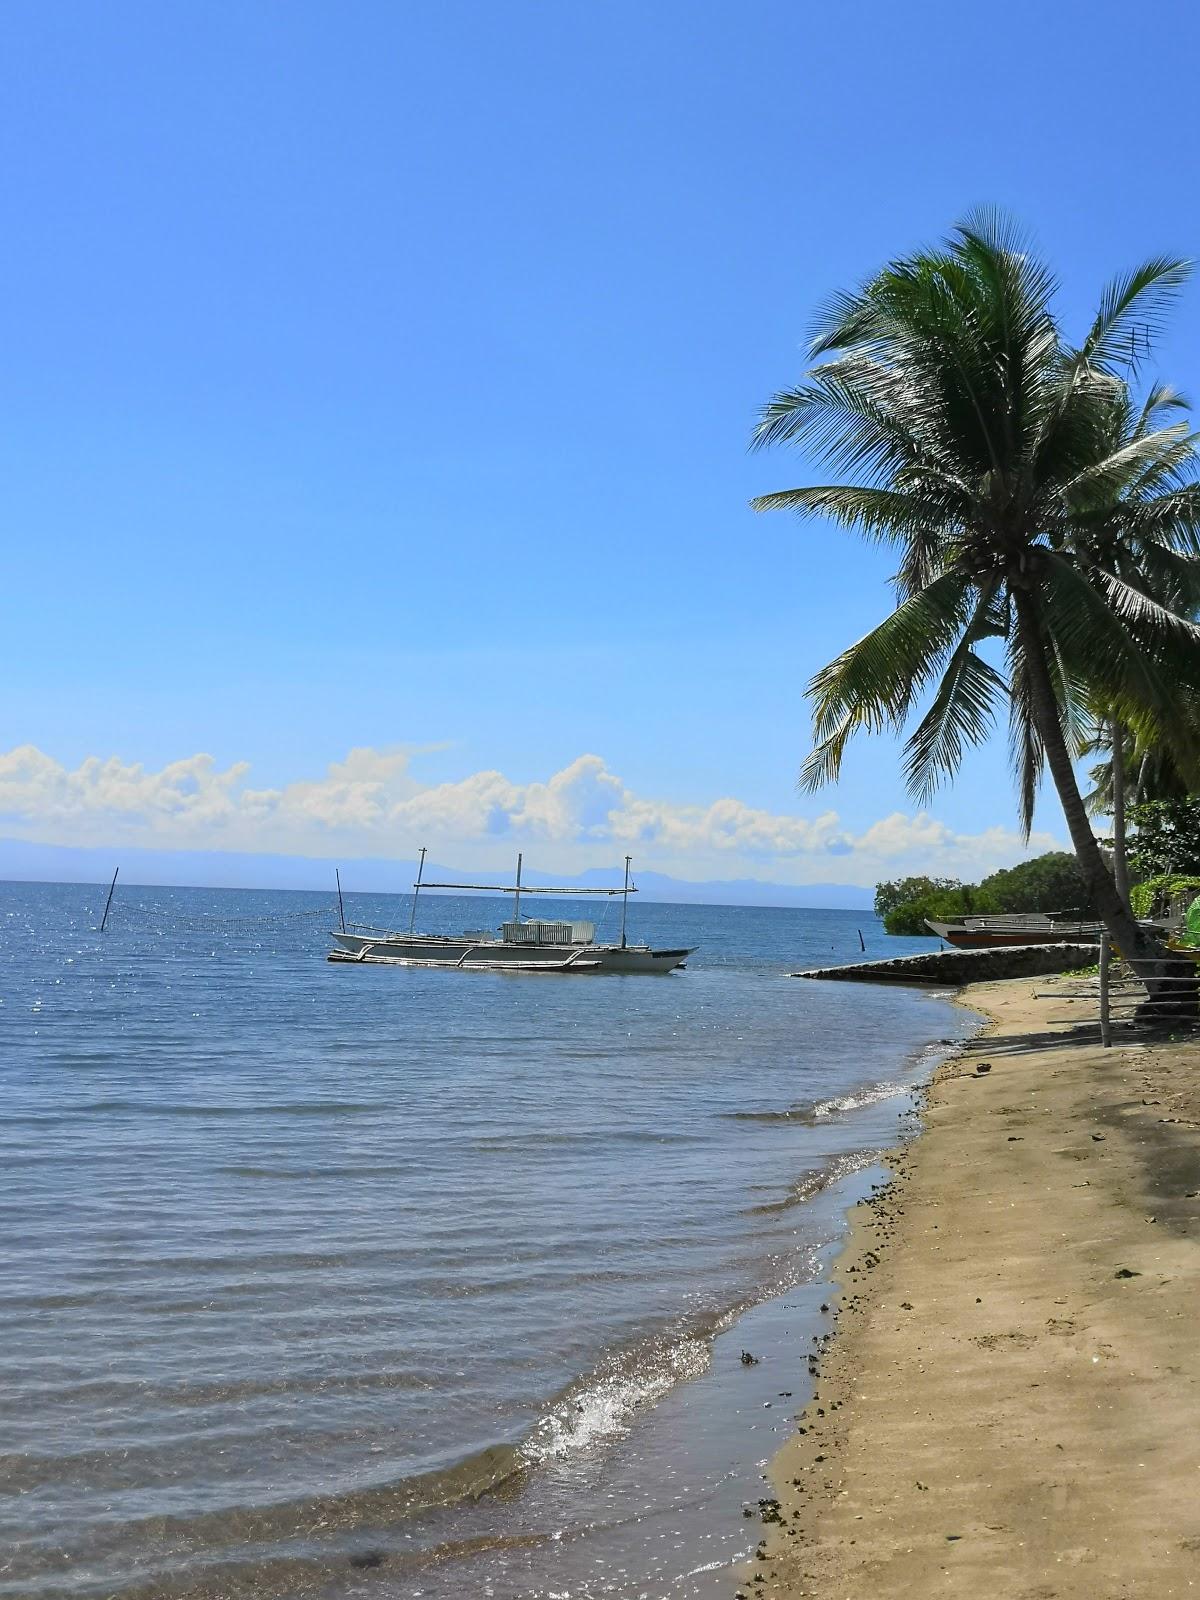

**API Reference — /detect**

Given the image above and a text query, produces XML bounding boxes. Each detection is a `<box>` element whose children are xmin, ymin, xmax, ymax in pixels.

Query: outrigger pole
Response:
<box><xmin>408</xmin><ymin>846</ymin><xmax>428</xmax><ymax>933</ymax></box>
<box><xmin>419</xmin><ymin>855</ymin><xmax>639</xmax><ymax>919</ymax></box>
<box><xmin>418</xmin><ymin>878</ymin><xmax>636</xmax><ymax>893</ymax></box>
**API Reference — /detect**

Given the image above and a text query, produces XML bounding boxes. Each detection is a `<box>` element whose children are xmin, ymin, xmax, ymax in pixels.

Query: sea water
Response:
<box><xmin>0</xmin><ymin>881</ymin><xmax>973</xmax><ymax>1598</ymax></box>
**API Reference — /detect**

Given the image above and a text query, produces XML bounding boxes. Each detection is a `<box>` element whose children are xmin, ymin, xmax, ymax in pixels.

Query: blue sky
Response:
<box><xmin>3</xmin><ymin>0</ymin><xmax>1197</xmax><ymax>888</ymax></box>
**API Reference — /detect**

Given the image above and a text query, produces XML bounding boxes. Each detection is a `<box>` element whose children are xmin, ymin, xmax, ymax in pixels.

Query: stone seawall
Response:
<box><xmin>793</xmin><ymin>942</ymin><xmax>1100</xmax><ymax>986</ymax></box>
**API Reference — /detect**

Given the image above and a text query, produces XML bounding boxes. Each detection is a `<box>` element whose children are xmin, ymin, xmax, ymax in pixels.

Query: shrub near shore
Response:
<box><xmin>876</xmin><ymin>851</ymin><xmax>1091</xmax><ymax>935</ymax></box>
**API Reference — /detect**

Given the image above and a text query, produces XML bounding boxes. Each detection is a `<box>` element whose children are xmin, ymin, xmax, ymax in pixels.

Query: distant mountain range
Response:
<box><xmin>0</xmin><ymin>837</ymin><xmax>874</xmax><ymax>910</ymax></box>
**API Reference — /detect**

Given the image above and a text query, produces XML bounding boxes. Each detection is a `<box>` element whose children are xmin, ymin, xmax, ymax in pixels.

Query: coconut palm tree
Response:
<box><xmin>1080</xmin><ymin>699</ymin><xmax>1195</xmax><ymax>906</ymax></box>
<box><xmin>751</xmin><ymin>214</ymin><xmax>1200</xmax><ymax>992</ymax></box>
<box><xmin>1082</xmin><ymin>714</ymin><xmax>1192</xmax><ymax>818</ymax></box>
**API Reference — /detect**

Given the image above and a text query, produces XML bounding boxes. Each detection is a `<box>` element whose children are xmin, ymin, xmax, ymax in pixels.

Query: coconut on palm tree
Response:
<box><xmin>751</xmin><ymin>213</ymin><xmax>1200</xmax><ymax>996</ymax></box>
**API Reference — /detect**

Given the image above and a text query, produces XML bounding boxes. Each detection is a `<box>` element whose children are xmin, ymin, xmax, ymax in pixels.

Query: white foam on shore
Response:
<box><xmin>811</xmin><ymin>1029</ymin><xmax>969</xmax><ymax>1119</ymax></box>
<box><xmin>521</xmin><ymin>1334</ymin><xmax>712</xmax><ymax>1465</ymax></box>
<box><xmin>810</xmin><ymin>1078</ymin><xmax>913</xmax><ymax>1118</ymax></box>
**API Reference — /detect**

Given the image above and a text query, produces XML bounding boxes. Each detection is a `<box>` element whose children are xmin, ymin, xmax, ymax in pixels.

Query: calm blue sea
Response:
<box><xmin>0</xmin><ymin>881</ymin><xmax>972</xmax><ymax>1599</ymax></box>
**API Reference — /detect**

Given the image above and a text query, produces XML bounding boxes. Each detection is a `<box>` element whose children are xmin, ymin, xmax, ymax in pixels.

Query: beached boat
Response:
<box><xmin>328</xmin><ymin>852</ymin><xmax>693</xmax><ymax>974</ymax></box>
<box><xmin>925</xmin><ymin>912</ymin><xmax>1106</xmax><ymax>948</ymax></box>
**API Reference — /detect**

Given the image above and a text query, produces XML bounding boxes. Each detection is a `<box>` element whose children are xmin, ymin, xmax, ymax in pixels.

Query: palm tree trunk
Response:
<box><xmin>1110</xmin><ymin>720</ymin><xmax>1130</xmax><ymax>909</ymax></box>
<box><xmin>1134</xmin><ymin>750</ymin><xmax>1149</xmax><ymax>806</ymax></box>
<box><xmin>1013</xmin><ymin>592</ymin><xmax>1184</xmax><ymax>1017</ymax></box>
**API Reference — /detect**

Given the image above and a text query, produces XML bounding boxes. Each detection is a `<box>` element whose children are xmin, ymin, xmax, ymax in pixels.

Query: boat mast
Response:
<box><xmin>620</xmin><ymin>856</ymin><xmax>631</xmax><ymax>948</ymax></box>
<box><xmin>408</xmin><ymin>846</ymin><xmax>428</xmax><ymax>933</ymax></box>
<box><xmin>513</xmin><ymin>852</ymin><xmax>523</xmax><ymax>924</ymax></box>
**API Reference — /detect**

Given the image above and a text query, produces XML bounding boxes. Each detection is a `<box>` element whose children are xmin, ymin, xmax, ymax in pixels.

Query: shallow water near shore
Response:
<box><xmin>1</xmin><ymin>881</ymin><xmax>972</xmax><ymax>1598</ymax></box>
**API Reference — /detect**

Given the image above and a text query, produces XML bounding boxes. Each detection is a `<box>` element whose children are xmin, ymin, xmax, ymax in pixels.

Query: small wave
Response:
<box><xmin>0</xmin><ymin>1446</ymin><xmax>534</xmax><ymax>1600</ymax></box>
<box><xmin>472</xmin><ymin>1128</ymin><xmax>711</xmax><ymax>1153</ymax></box>
<box><xmin>48</xmin><ymin>1099</ymin><xmax>380</xmax><ymax>1121</ymax></box>
<box><xmin>4</xmin><ymin>1438</ymin><xmax>529</xmax><ymax>1578</ymax></box>
<box><xmin>746</xmin><ymin>1147</ymin><xmax>879</xmax><ymax>1215</ymax></box>
<box><xmin>810</xmin><ymin>1077</ymin><xmax>912</xmax><ymax>1117</ymax></box>
<box><xmin>727</xmin><ymin>1105</ymin><xmax>820</xmax><ymax>1124</ymax></box>
<box><xmin>25</xmin><ymin>1527</ymin><xmax>559</xmax><ymax>1600</ymax></box>
<box><xmin>13</xmin><ymin>1367</ymin><xmax>441</xmax><ymax>1412</ymax></box>
<box><xmin>522</xmin><ymin>1332</ymin><xmax>712</xmax><ymax>1465</ymax></box>
<box><xmin>730</xmin><ymin>1033</ymin><xmax>961</xmax><ymax>1129</ymax></box>
<box><xmin>217</xmin><ymin>1163</ymin><xmax>407</xmax><ymax>1180</ymax></box>
<box><xmin>729</xmin><ymin>1075</ymin><xmax>919</xmax><ymax>1124</ymax></box>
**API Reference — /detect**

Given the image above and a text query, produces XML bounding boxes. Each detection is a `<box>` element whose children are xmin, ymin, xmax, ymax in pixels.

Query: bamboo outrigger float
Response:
<box><xmin>328</xmin><ymin>852</ymin><xmax>693</xmax><ymax>974</ymax></box>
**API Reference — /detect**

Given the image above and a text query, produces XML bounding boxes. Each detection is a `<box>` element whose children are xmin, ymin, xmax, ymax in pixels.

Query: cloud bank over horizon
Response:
<box><xmin>0</xmin><ymin>744</ymin><xmax>1062</xmax><ymax>888</ymax></box>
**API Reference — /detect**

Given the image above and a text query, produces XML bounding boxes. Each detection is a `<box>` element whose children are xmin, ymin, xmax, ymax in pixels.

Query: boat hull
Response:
<box><xmin>925</xmin><ymin>921</ymin><xmax>1104</xmax><ymax>949</ymax></box>
<box><xmin>327</xmin><ymin>931</ymin><xmax>692</xmax><ymax>974</ymax></box>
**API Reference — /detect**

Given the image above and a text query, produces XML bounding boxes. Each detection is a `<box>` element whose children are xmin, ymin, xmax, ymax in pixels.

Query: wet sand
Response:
<box><xmin>752</xmin><ymin>976</ymin><xmax>1200</xmax><ymax>1599</ymax></box>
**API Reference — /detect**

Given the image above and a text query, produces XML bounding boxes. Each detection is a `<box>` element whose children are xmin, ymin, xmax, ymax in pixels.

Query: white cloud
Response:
<box><xmin>0</xmin><ymin>743</ymin><xmax>1062</xmax><ymax>886</ymax></box>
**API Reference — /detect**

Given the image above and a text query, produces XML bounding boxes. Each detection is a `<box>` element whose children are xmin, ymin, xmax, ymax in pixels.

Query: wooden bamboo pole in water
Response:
<box><xmin>100</xmin><ymin>868</ymin><xmax>119</xmax><ymax>933</ymax></box>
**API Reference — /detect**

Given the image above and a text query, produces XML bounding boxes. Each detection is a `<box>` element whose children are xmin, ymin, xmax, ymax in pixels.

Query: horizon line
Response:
<box><xmin>0</xmin><ymin>874</ymin><xmax>875</xmax><ymax>914</ymax></box>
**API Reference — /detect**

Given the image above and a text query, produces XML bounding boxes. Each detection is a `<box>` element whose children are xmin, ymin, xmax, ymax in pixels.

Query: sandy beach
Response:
<box><xmin>751</xmin><ymin>976</ymin><xmax>1200</xmax><ymax>1600</ymax></box>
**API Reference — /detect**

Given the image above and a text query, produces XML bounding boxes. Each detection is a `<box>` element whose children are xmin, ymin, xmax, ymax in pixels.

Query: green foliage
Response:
<box><xmin>1129</xmin><ymin>872</ymin><xmax>1200</xmax><ymax>920</ymax></box>
<box><xmin>1128</xmin><ymin>798</ymin><xmax>1200</xmax><ymax>879</ymax></box>
<box><xmin>1080</xmin><ymin>711</ymin><xmax>1193</xmax><ymax>817</ymax></box>
<box><xmin>876</xmin><ymin>850</ymin><xmax>1088</xmax><ymax>934</ymax></box>
<box><xmin>873</xmin><ymin>875</ymin><xmax>963</xmax><ymax>919</ymax></box>
<box><xmin>979</xmin><ymin>852</ymin><xmax>1092</xmax><ymax>914</ymax></box>
<box><xmin>751</xmin><ymin>213</ymin><xmax>1200</xmax><ymax>860</ymax></box>
<box><xmin>882</xmin><ymin>884</ymin><xmax>1000</xmax><ymax>935</ymax></box>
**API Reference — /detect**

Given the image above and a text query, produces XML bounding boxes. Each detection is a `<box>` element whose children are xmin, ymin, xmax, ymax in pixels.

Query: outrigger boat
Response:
<box><xmin>328</xmin><ymin>852</ymin><xmax>693</xmax><ymax>974</ymax></box>
<box><xmin>925</xmin><ymin>912</ymin><xmax>1106</xmax><ymax>949</ymax></box>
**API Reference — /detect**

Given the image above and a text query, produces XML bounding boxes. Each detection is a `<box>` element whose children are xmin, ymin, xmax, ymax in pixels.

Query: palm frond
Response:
<box><xmin>750</xmin><ymin>361</ymin><xmax>929</xmax><ymax>482</ymax></box>
<box><xmin>1122</xmin><ymin>432</ymin><xmax>1200</xmax><ymax>501</ymax></box>
<box><xmin>1134</xmin><ymin>382</ymin><xmax>1191</xmax><ymax>437</ymax></box>
<box><xmin>800</xmin><ymin>571</ymin><xmax>973</xmax><ymax>789</ymax></box>
<box><xmin>903</xmin><ymin>578</ymin><xmax>1008</xmax><ymax>801</ymax></box>
<box><xmin>1111</xmin><ymin>543</ymin><xmax>1200</xmax><ymax>613</ymax></box>
<box><xmin>748</xmin><ymin>484</ymin><xmax>965</xmax><ymax>546</ymax></box>
<box><xmin>1037</xmin><ymin>554</ymin><xmax>1200</xmax><ymax>773</ymax></box>
<box><xmin>1099</xmin><ymin>568</ymin><xmax>1200</xmax><ymax>667</ymax></box>
<box><xmin>1115</xmin><ymin>487</ymin><xmax>1200</xmax><ymax>556</ymax></box>
<box><xmin>1059</xmin><ymin>422</ymin><xmax>1194</xmax><ymax>508</ymax></box>
<box><xmin>892</xmin><ymin>522</ymin><xmax>956</xmax><ymax>601</ymax></box>
<box><xmin>798</xmin><ymin>707</ymin><xmax>867</xmax><ymax>792</ymax></box>
<box><xmin>1078</xmin><ymin>257</ymin><xmax>1192</xmax><ymax>374</ymax></box>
